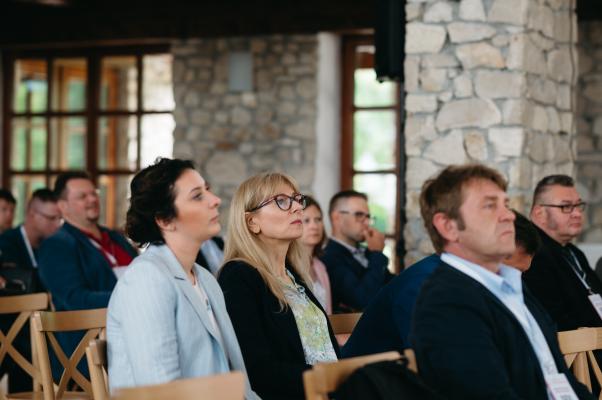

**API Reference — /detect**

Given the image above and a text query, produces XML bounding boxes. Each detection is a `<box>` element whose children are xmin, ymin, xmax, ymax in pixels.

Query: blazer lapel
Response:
<box><xmin>151</xmin><ymin>245</ymin><xmax>222</xmax><ymax>343</ymax></box>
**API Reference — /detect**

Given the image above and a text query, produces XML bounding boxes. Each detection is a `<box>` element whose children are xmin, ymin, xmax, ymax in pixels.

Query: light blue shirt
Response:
<box><xmin>441</xmin><ymin>253</ymin><xmax>558</xmax><ymax>378</ymax></box>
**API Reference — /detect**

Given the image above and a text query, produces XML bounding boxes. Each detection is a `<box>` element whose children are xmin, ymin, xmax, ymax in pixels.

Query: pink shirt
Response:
<box><xmin>311</xmin><ymin>257</ymin><xmax>332</xmax><ymax>315</ymax></box>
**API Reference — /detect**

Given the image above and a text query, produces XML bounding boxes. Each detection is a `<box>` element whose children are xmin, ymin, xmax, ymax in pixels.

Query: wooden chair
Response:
<box><xmin>303</xmin><ymin>351</ymin><xmax>400</xmax><ymax>400</ymax></box>
<box><xmin>32</xmin><ymin>308</ymin><xmax>107</xmax><ymax>400</ymax></box>
<box><xmin>85</xmin><ymin>339</ymin><xmax>108</xmax><ymax>400</ymax></box>
<box><xmin>558</xmin><ymin>327</ymin><xmax>602</xmax><ymax>397</ymax></box>
<box><xmin>0</xmin><ymin>292</ymin><xmax>49</xmax><ymax>399</ymax></box>
<box><xmin>110</xmin><ymin>372</ymin><xmax>245</xmax><ymax>400</ymax></box>
<box><xmin>328</xmin><ymin>313</ymin><xmax>361</xmax><ymax>347</ymax></box>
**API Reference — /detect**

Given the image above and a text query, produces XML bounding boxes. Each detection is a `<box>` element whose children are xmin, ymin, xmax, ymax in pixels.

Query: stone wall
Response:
<box><xmin>171</xmin><ymin>35</ymin><xmax>318</xmax><ymax>224</ymax></box>
<box><xmin>576</xmin><ymin>21</ymin><xmax>602</xmax><ymax>242</ymax></box>
<box><xmin>403</xmin><ymin>0</ymin><xmax>578</xmax><ymax>264</ymax></box>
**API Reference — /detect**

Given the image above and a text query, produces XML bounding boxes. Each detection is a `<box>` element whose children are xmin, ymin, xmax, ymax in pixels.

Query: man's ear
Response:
<box><xmin>57</xmin><ymin>199</ymin><xmax>68</xmax><ymax>215</ymax></box>
<box><xmin>530</xmin><ymin>204</ymin><xmax>544</xmax><ymax>226</ymax></box>
<box><xmin>245</xmin><ymin>213</ymin><xmax>261</xmax><ymax>234</ymax></box>
<box><xmin>432</xmin><ymin>212</ymin><xmax>460</xmax><ymax>243</ymax></box>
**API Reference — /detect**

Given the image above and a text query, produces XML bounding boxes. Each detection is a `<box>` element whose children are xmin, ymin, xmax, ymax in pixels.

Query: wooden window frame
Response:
<box><xmin>340</xmin><ymin>35</ymin><xmax>405</xmax><ymax>271</ymax></box>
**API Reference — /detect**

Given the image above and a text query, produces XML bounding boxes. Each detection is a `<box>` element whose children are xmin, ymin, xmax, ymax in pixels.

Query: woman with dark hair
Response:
<box><xmin>218</xmin><ymin>172</ymin><xmax>339</xmax><ymax>400</ymax></box>
<box><xmin>106</xmin><ymin>158</ymin><xmax>258</xmax><ymax>399</ymax></box>
<box><xmin>300</xmin><ymin>196</ymin><xmax>331</xmax><ymax>314</ymax></box>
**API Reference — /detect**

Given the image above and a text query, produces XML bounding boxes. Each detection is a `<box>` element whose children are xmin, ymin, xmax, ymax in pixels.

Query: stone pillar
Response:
<box><xmin>403</xmin><ymin>0</ymin><xmax>578</xmax><ymax>264</ymax></box>
<box><xmin>171</xmin><ymin>35</ymin><xmax>318</xmax><ymax>224</ymax></box>
<box><xmin>576</xmin><ymin>21</ymin><xmax>602</xmax><ymax>242</ymax></box>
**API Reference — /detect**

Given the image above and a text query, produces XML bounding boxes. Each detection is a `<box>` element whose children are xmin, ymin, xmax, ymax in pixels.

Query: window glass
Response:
<box><xmin>51</xmin><ymin>58</ymin><xmax>86</xmax><ymax>111</ymax></box>
<box><xmin>98</xmin><ymin>116</ymin><xmax>138</xmax><ymax>170</ymax></box>
<box><xmin>352</xmin><ymin>173</ymin><xmax>397</xmax><ymax>235</ymax></box>
<box><xmin>98</xmin><ymin>174</ymin><xmax>133</xmax><ymax>229</ymax></box>
<box><xmin>354</xmin><ymin>68</ymin><xmax>396</xmax><ymax>107</ymax></box>
<box><xmin>11</xmin><ymin>117</ymin><xmax>47</xmax><ymax>171</ymax></box>
<box><xmin>13</xmin><ymin>59</ymin><xmax>47</xmax><ymax>113</ymax></box>
<box><xmin>353</xmin><ymin>110</ymin><xmax>397</xmax><ymax>171</ymax></box>
<box><xmin>143</xmin><ymin>54</ymin><xmax>174</xmax><ymax>110</ymax></box>
<box><xmin>140</xmin><ymin>114</ymin><xmax>174</xmax><ymax>167</ymax></box>
<box><xmin>49</xmin><ymin>117</ymin><xmax>86</xmax><ymax>169</ymax></box>
<box><xmin>11</xmin><ymin>175</ymin><xmax>46</xmax><ymax>225</ymax></box>
<box><xmin>100</xmin><ymin>56</ymin><xmax>137</xmax><ymax>111</ymax></box>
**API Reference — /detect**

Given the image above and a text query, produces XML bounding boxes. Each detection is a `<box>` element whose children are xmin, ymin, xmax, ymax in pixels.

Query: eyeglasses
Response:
<box><xmin>539</xmin><ymin>202</ymin><xmax>587</xmax><ymax>214</ymax></box>
<box><xmin>339</xmin><ymin>210</ymin><xmax>375</xmax><ymax>224</ymax></box>
<box><xmin>249</xmin><ymin>193</ymin><xmax>307</xmax><ymax>212</ymax></box>
<box><xmin>34</xmin><ymin>209</ymin><xmax>62</xmax><ymax>223</ymax></box>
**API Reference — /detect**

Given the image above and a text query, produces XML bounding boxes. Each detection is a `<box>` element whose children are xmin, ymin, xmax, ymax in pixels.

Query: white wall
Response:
<box><xmin>313</xmin><ymin>32</ymin><xmax>341</xmax><ymax>233</ymax></box>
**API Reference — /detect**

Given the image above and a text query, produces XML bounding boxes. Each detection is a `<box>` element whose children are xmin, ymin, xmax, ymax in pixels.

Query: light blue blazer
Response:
<box><xmin>107</xmin><ymin>244</ymin><xmax>260</xmax><ymax>399</ymax></box>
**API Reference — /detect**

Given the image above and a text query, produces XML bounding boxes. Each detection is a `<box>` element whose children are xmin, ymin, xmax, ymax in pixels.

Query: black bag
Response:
<box><xmin>0</xmin><ymin>260</ymin><xmax>36</xmax><ymax>296</ymax></box>
<box><xmin>334</xmin><ymin>358</ymin><xmax>445</xmax><ymax>400</ymax></box>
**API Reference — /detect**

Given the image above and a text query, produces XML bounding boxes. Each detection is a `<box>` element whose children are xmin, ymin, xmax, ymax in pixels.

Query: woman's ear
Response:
<box><xmin>245</xmin><ymin>212</ymin><xmax>261</xmax><ymax>235</ymax></box>
<box><xmin>155</xmin><ymin>217</ymin><xmax>175</xmax><ymax>233</ymax></box>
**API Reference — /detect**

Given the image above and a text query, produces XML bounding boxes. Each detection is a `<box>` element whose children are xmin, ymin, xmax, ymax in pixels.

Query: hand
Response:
<box><xmin>364</xmin><ymin>227</ymin><xmax>385</xmax><ymax>252</ymax></box>
<box><xmin>0</xmin><ymin>275</ymin><xmax>6</xmax><ymax>290</ymax></box>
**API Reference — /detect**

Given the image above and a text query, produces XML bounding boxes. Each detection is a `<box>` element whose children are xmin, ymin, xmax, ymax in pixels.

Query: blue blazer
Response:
<box><xmin>410</xmin><ymin>261</ymin><xmax>592</xmax><ymax>399</ymax></box>
<box><xmin>342</xmin><ymin>254</ymin><xmax>440</xmax><ymax>358</ymax></box>
<box><xmin>320</xmin><ymin>239</ymin><xmax>393</xmax><ymax>312</ymax></box>
<box><xmin>37</xmin><ymin>222</ymin><xmax>137</xmax><ymax>379</ymax></box>
<box><xmin>107</xmin><ymin>245</ymin><xmax>259</xmax><ymax>400</ymax></box>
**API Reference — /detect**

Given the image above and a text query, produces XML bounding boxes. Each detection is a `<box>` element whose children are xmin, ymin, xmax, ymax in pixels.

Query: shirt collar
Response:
<box><xmin>441</xmin><ymin>252</ymin><xmax>522</xmax><ymax>294</ymax></box>
<box><xmin>329</xmin><ymin>236</ymin><xmax>362</xmax><ymax>254</ymax></box>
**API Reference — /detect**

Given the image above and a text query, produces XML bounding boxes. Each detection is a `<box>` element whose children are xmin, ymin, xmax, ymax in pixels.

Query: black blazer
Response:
<box><xmin>320</xmin><ymin>239</ymin><xmax>393</xmax><ymax>313</ymax></box>
<box><xmin>195</xmin><ymin>236</ymin><xmax>224</xmax><ymax>272</ymax></box>
<box><xmin>524</xmin><ymin>226</ymin><xmax>602</xmax><ymax>331</ymax></box>
<box><xmin>218</xmin><ymin>260</ymin><xmax>340</xmax><ymax>400</ymax></box>
<box><xmin>411</xmin><ymin>261</ymin><xmax>592</xmax><ymax>400</ymax></box>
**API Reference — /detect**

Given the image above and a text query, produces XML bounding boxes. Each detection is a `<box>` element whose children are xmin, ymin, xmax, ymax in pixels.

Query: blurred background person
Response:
<box><xmin>0</xmin><ymin>188</ymin><xmax>16</xmax><ymax>234</ymax></box>
<box><xmin>219</xmin><ymin>172</ymin><xmax>339</xmax><ymax>400</ymax></box>
<box><xmin>300</xmin><ymin>195</ymin><xmax>331</xmax><ymax>314</ymax></box>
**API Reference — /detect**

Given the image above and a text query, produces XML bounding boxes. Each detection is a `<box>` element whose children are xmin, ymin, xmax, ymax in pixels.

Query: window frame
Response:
<box><xmin>1</xmin><ymin>44</ymin><xmax>172</xmax><ymax>227</ymax></box>
<box><xmin>340</xmin><ymin>35</ymin><xmax>405</xmax><ymax>271</ymax></box>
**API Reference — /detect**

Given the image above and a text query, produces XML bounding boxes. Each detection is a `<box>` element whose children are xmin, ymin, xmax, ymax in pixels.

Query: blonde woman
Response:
<box><xmin>218</xmin><ymin>173</ymin><xmax>339</xmax><ymax>400</ymax></box>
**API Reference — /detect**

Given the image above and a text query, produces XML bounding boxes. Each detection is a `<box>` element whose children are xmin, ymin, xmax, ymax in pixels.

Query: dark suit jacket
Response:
<box><xmin>0</xmin><ymin>225</ymin><xmax>43</xmax><ymax>292</ymax></box>
<box><xmin>37</xmin><ymin>222</ymin><xmax>137</xmax><ymax>378</ymax></box>
<box><xmin>320</xmin><ymin>239</ymin><xmax>393</xmax><ymax>313</ymax></box>
<box><xmin>524</xmin><ymin>226</ymin><xmax>602</xmax><ymax>331</ymax></box>
<box><xmin>343</xmin><ymin>254</ymin><xmax>440</xmax><ymax>358</ymax></box>
<box><xmin>195</xmin><ymin>236</ymin><xmax>224</xmax><ymax>272</ymax></box>
<box><xmin>218</xmin><ymin>260</ymin><xmax>340</xmax><ymax>400</ymax></box>
<box><xmin>411</xmin><ymin>261</ymin><xmax>592</xmax><ymax>400</ymax></box>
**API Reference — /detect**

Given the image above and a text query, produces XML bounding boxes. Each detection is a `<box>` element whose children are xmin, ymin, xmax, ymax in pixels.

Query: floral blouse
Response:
<box><xmin>281</xmin><ymin>269</ymin><xmax>337</xmax><ymax>365</ymax></box>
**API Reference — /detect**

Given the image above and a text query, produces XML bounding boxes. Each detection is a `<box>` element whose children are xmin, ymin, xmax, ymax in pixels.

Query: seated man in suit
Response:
<box><xmin>195</xmin><ymin>236</ymin><xmax>224</xmax><ymax>275</ymax></box>
<box><xmin>410</xmin><ymin>164</ymin><xmax>591</xmax><ymax>399</ymax></box>
<box><xmin>524</xmin><ymin>175</ymin><xmax>602</xmax><ymax>332</ymax></box>
<box><xmin>320</xmin><ymin>190</ymin><xmax>393</xmax><ymax>313</ymax></box>
<box><xmin>343</xmin><ymin>210</ymin><xmax>542</xmax><ymax>358</ymax></box>
<box><xmin>0</xmin><ymin>189</ymin><xmax>61</xmax><ymax>393</ymax></box>
<box><xmin>37</xmin><ymin>172</ymin><xmax>137</xmax><ymax>378</ymax></box>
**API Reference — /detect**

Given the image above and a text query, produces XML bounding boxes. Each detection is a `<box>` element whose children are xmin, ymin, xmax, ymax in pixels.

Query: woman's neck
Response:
<box><xmin>165</xmin><ymin>235</ymin><xmax>202</xmax><ymax>284</ymax></box>
<box><xmin>264</xmin><ymin>240</ymin><xmax>291</xmax><ymax>278</ymax></box>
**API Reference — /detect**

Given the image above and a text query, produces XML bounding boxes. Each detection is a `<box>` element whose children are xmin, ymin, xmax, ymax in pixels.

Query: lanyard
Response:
<box><xmin>19</xmin><ymin>225</ymin><xmax>37</xmax><ymax>268</ymax></box>
<box><xmin>88</xmin><ymin>237</ymin><xmax>118</xmax><ymax>267</ymax></box>
<box><xmin>563</xmin><ymin>248</ymin><xmax>593</xmax><ymax>294</ymax></box>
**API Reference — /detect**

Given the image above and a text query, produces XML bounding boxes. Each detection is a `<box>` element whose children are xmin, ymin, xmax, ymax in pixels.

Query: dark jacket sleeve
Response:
<box><xmin>218</xmin><ymin>261</ymin><xmax>310</xmax><ymax>399</ymax></box>
<box><xmin>321</xmin><ymin>248</ymin><xmax>389</xmax><ymax>310</ymax></box>
<box><xmin>38</xmin><ymin>234</ymin><xmax>113</xmax><ymax>310</ymax></box>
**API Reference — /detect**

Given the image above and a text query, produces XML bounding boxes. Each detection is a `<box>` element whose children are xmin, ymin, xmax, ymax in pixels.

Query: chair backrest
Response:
<box><xmin>32</xmin><ymin>308</ymin><xmax>107</xmax><ymax>400</ymax></box>
<box><xmin>303</xmin><ymin>351</ymin><xmax>400</xmax><ymax>400</ymax></box>
<box><xmin>85</xmin><ymin>338</ymin><xmax>108</xmax><ymax>400</ymax></box>
<box><xmin>558</xmin><ymin>327</ymin><xmax>602</xmax><ymax>395</ymax></box>
<box><xmin>0</xmin><ymin>292</ymin><xmax>49</xmax><ymax>392</ymax></box>
<box><xmin>110</xmin><ymin>371</ymin><xmax>245</xmax><ymax>400</ymax></box>
<box><xmin>328</xmin><ymin>313</ymin><xmax>362</xmax><ymax>335</ymax></box>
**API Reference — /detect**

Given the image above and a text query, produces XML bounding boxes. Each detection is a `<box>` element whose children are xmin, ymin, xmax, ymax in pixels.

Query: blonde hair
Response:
<box><xmin>224</xmin><ymin>172</ymin><xmax>312</xmax><ymax>308</ymax></box>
